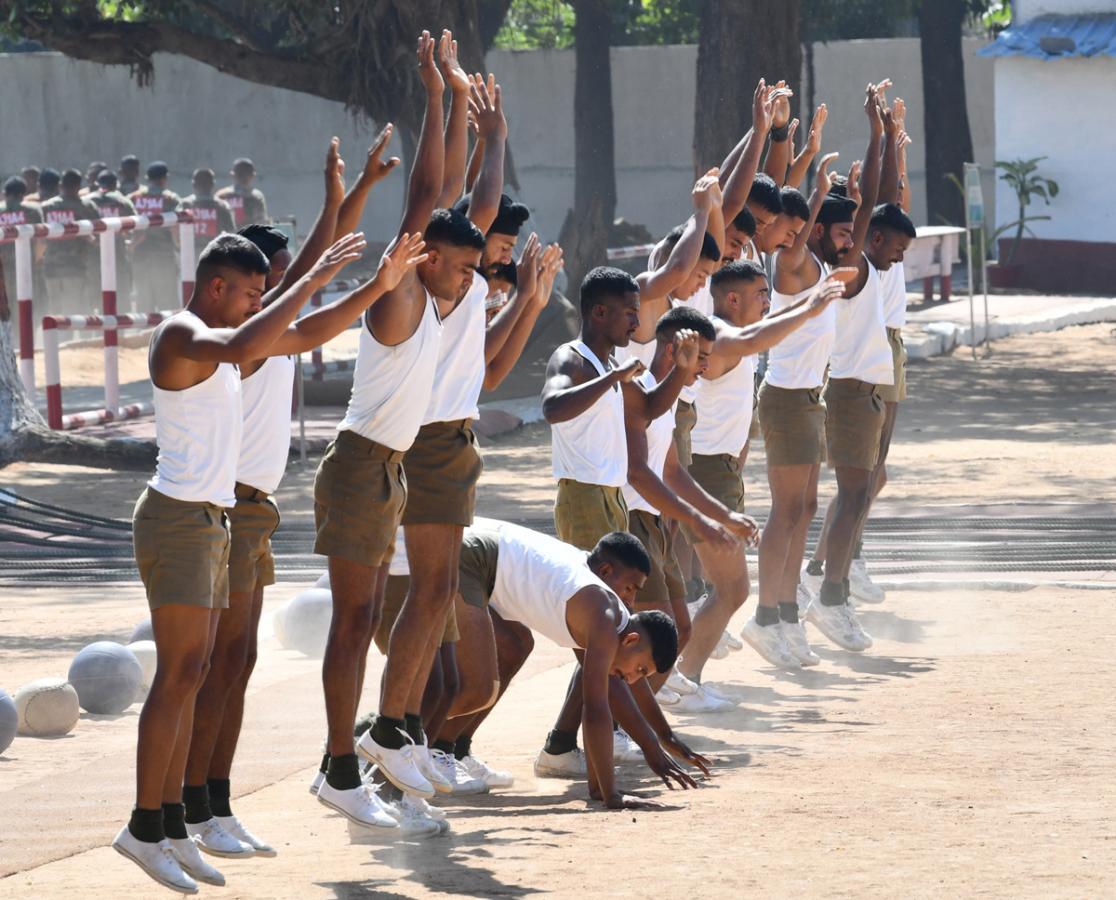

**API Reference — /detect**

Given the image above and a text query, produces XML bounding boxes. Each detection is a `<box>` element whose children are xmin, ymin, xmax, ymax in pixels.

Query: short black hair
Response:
<box><xmin>4</xmin><ymin>176</ymin><xmax>27</xmax><ymax>197</ymax></box>
<box><xmin>579</xmin><ymin>266</ymin><xmax>639</xmax><ymax>317</ymax></box>
<box><xmin>779</xmin><ymin>186</ymin><xmax>810</xmax><ymax>222</ymax></box>
<box><xmin>196</xmin><ymin>233</ymin><xmax>270</xmax><ymax>283</ymax></box>
<box><xmin>730</xmin><ymin>205</ymin><xmax>757</xmax><ymax>238</ymax></box>
<box><xmin>60</xmin><ymin>169</ymin><xmax>83</xmax><ymax>189</ymax></box>
<box><xmin>146</xmin><ymin>161</ymin><xmax>169</xmax><ymax>180</ymax></box>
<box><xmin>817</xmin><ymin>194</ymin><xmax>857</xmax><ymax>226</ymax></box>
<box><xmin>828</xmin><ymin>174</ymin><xmax>849</xmax><ymax>198</ymax></box>
<box><xmin>121</xmin><ymin>154</ymin><xmax>140</xmax><ymax>167</ymax></box>
<box><xmin>748</xmin><ymin>173</ymin><xmax>782</xmax><ymax>215</ymax></box>
<box><xmin>238</xmin><ymin>223</ymin><xmax>289</xmax><ymax>261</ymax></box>
<box><xmin>192</xmin><ymin>167</ymin><xmax>216</xmax><ymax>185</ymax></box>
<box><xmin>589</xmin><ymin>531</ymin><xmax>652</xmax><ymax>577</ymax></box>
<box><xmin>96</xmin><ymin>170</ymin><xmax>117</xmax><ymax>189</ymax></box>
<box><xmin>22</xmin><ymin>165</ymin><xmax>40</xmax><ymax>177</ymax></box>
<box><xmin>655</xmin><ymin>304</ymin><xmax>716</xmax><ymax>342</ymax></box>
<box><xmin>456</xmin><ymin>193</ymin><xmax>530</xmax><ymax>237</ymax></box>
<box><xmin>39</xmin><ymin>168</ymin><xmax>60</xmax><ymax>187</ymax></box>
<box><xmin>869</xmin><ymin>202</ymin><xmax>917</xmax><ymax>239</ymax></box>
<box><xmin>711</xmin><ymin>258</ymin><xmax>766</xmax><ymax>292</ymax></box>
<box><xmin>425</xmin><ymin>207</ymin><xmax>486</xmax><ymax>251</ymax></box>
<box><xmin>631</xmin><ymin>610</ymin><xmax>679</xmax><ymax>673</ymax></box>
<box><xmin>487</xmin><ymin>261</ymin><xmax>517</xmax><ymax>287</ymax></box>
<box><xmin>662</xmin><ymin>223</ymin><xmax>721</xmax><ymax>263</ymax></box>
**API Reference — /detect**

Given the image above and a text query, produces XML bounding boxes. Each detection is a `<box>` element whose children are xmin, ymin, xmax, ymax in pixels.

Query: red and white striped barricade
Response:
<box><xmin>42</xmin><ymin>310</ymin><xmax>177</xmax><ymax>430</ymax></box>
<box><xmin>0</xmin><ymin>211</ymin><xmax>195</xmax><ymax>397</ymax></box>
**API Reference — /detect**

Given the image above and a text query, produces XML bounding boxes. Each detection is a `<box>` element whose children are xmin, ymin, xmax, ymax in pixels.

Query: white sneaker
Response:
<box><xmin>185</xmin><ymin>817</ymin><xmax>254</xmax><ymax>858</ymax></box>
<box><xmin>656</xmin><ymin>685</ymin><xmax>682</xmax><ymax>707</ymax></box>
<box><xmin>401</xmin><ymin>795</ymin><xmax>450</xmax><ymax>834</ymax></box>
<box><xmin>740</xmin><ymin>616</ymin><xmax>801</xmax><ymax>669</ymax></box>
<box><xmin>215</xmin><ymin>815</ymin><xmax>276</xmax><ymax>857</ymax></box>
<box><xmin>613</xmin><ymin>729</ymin><xmax>643</xmax><ymax>763</ymax></box>
<box><xmin>801</xmin><ymin>566</ymin><xmax>823</xmax><ymax>601</ymax></box>
<box><xmin>779</xmin><ymin>620</ymin><xmax>821</xmax><ymax>666</ymax></box>
<box><xmin>672</xmin><ymin>685</ymin><xmax>736</xmax><ymax>713</ymax></box>
<box><xmin>721</xmin><ymin>630</ymin><xmax>744</xmax><ymax>652</ymax></box>
<box><xmin>710</xmin><ymin>634</ymin><xmax>731</xmax><ymax>660</ymax></box>
<box><xmin>461</xmin><ymin>754</ymin><xmax>515</xmax><ymax>789</ymax></box>
<box><xmin>317</xmin><ymin>780</ymin><xmax>398</xmax><ymax>830</ymax></box>
<box><xmin>849</xmin><ymin>558</ymin><xmax>885</xmax><ymax>604</ymax></box>
<box><xmin>534</xmin><ymin>747</ymin><xmax>587</xmax><ymax>778</ymax></box>
<box><xmin>357</xmin><ymin>728</ymin><xmax>435</xmax><ymax>798</ymax></box>
<box><xmin>806</xmin><ymin>600</ymin><xmax>873</xmax><ymax>651</ymax></box>
<box><xmin>430</xmin><ymin>748</ymin><xmax>489</xmax><ymax>795</ymax></box>
<box><xmin>415</xmin><ymin>739</ymin><xmax>454</xmax><ymax>794</ymax></box>
<box><xmin>309</xmin><ymin>770</ymin><xmax>325</xmax><ymax>796</ymax></box>
<box><xmin>796</xmin><ymin>581</ymin><xmax>817</xmax><ymax>618</ymax></box>
<box><xmin>167</xmin><ymin>836</ymin><xmax>225</xmax><ymax>886</ymax></box>
<box><xmin>665</xmin><ymin>669</ymin><xmax>698</xmax><ymax>696</ymax></box>
<box><xmin>112</xmin><ymin>827</ymin><xmax>198</xmax><ymax>895</ymax></box>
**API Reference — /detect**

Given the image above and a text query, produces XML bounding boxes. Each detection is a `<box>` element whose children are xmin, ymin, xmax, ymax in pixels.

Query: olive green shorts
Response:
<box><xmin>457</xmin><ymin>524</ymin><xmax>501</xmax><ymax>609</ymax></box>
<box><xmin>313</xmin><ymin>429</ymin><xmax>406</xmax><ymax>568</ymax></box>
<box><xmin>227</xmin><ymin>483</ymin><xmax>280</xmax><ymax>593</ymax></box>
<box><xmin>824</xmin><ymin>377</ymin><xmax>886</xmax><ymax>470</ymax></box>
<box><xmin>673</xmin><ymin>399</ymin><xmax>697</xmax><ymax>468</ymax></box>
<box><xmin>758</xmin><ymin>381</ymin><xmax>827</xmax><ymax>467</ymax></box>
<box><xmin>401</xmin><ymin>419</ymin><xmax>484</xmax><ymax>527</ymax></box>
<box><xmin>628</xmin><ymin>509</ymin><xmax>685</xmax><ymax>608</ymax></box>
<box><xmin>877</xmin><ymin>328</ymin><xmax>908</xmax><ymax>403</ymax></box>
<box><xmin>133</xmin><ymin>487</ymin><xmax>230</xmax><ymax>610</ymax></box>
<box><xmin>376</xmin><ymin>574</ymin><xmax>459</xmax><ymax>648</ymax></box>
<box><xmin>554</xmin><ymin>479</ymin><xmax>629</xmax><ymax>551</ymax></box>
<box><xmin>683</xmin><ymin>453</ymin><xmax>745</xmax><ymax>543</ymax></box>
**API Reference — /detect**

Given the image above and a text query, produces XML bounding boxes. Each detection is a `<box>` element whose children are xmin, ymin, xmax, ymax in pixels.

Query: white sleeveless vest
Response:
<box><xmin>622</xmin><ymin>370</ymin><xmax>676</xmax><ymax>516</ymax></box>
<box><xmin>236</xmin><ymin>354</ymin><xmax>295</xmax><ymax>495</ymax></box>
<box><xmin>830</xmin><ymin>254</ymin><xmax>894</xmax><ymax>385</ymax></box>
<box><xmin>550</xmin><ymin>340</ymin><xmax>627</xmax><ymax>487</ymax></box>
<box><xmin>691</xmin><ymin>317</ymin><xmax>756</xmax><ymax>457</ymax></box>
<box><xmin>339</xmin><ymin>289</ymin><xmax>442</xmax><ymax>452</ymax></box>
<box><xmin>424</xmin><ymin>270</ymin><xmax>487</xmax><ymax>423</ymax></box>
<box><xmin>766</xmin><ymin>252</ymin><xmax>834</xmax><ymax>390</ymax></box>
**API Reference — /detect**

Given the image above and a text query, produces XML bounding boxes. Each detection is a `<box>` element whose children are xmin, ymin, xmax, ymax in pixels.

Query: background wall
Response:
<box><xmin>0</xmin><ymin>38</ymin><xmax>995</xmax><ymax>249</ymax></box>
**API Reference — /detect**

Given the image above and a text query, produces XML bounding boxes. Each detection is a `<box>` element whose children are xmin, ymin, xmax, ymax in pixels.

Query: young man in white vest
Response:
<box><xmin>446</xmin><ymin>519</ymin><xmax>711</xmax><ymax>810</ymax></box>
<box><xmin>181</xmin><ymin>134</ymin><xmax>419</xmax><ymax>855</ymax></box>
<box><xmin>679</xmin><ymin>259</ymin><xmax>853</xmax><ymax>681</ymax></box>
<box><xmin>113</xmin><ymin>224</ymin><xmax>366</xmax><ymax>892</ymax></box>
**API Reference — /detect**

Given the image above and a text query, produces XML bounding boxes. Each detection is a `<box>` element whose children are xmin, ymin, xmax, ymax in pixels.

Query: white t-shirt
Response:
<box><xmin>765</xmin><ymin>252</ymin><xmax>834</xmax><ymax>390</ymax></box>
<box><xmin>881</xmin><ymin>260</ymin><xmax>907</xmax><ymax>329</ymax></box>
<box><xmin>829</xmin><ymin>254</ymin><xmax>894</xmax><ymax>386</ymax></box>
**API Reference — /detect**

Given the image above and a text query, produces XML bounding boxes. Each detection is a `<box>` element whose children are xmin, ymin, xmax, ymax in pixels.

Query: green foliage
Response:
<box><xmin>494</xmin><ymin>0</ymin><xmax>574</xmax><ymax>49</ymax></box>
<box><xmin>995</xmin><ymin>156</ymin><xmax>1058</xmax><ymax>263</ymax></box>
<box><xmin>801</xmin><ymin>0</ymin><xmax>918</xmax><ymax>42</ymax></box>
<box><xmin>492</xmin><ymin>0</ymin><xmax>699</xmax><ymax>50</ymax></box>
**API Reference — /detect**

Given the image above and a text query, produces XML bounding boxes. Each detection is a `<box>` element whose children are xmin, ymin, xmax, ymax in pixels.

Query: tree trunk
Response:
<box><xmin>558</xmin><ymin>0</ymin><xmax>617</xmax><ymax>307</ymax></box>
<box><xmin>919</xmin><ymin>0</ymin><xmax>975</xmax><ymax>226</ymax></box>
<box><xmin>693</xmin><ymin>0</ymin><xmax>802</xmax><ymax>173</ymax></box>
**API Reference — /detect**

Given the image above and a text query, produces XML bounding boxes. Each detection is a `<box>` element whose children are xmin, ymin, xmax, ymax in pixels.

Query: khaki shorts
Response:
<box><xmin>376</xmin><ymin>575</ymin><xmax>459</xmax><ymax>647</ymax></box>
<box><xmin>684</xmin><ymin>453</ymin><xmax>745</xmax><ymax>542</ymax></box>
<box><xmin>758</xmin><ymin>381</ymin><xmax>827</xmax><ymax>467</ymax></box>
<box><xmin>227</xmin><ymin>483</ymin><xmax>280</xmax><ymax>593</ymax></box>
<box><xmin>402</xmin><ymin>420</ymin><xmax>484</xmax><ymax>527</ymax></box>
<box><xmin>628</xmin><ymin>509</ymin><xmax>685</xmax><ymax>608</ymax></box>
<box><xmin>673</xmin><ymin>399</ymin><xmax>697</xmax><ymax>468</ymax></box>
<box><xmin>313</xmin><ymin>429</ymin><xmax>406</xmax><ymax>568</ymax></box>
<box><xmin>748</xmin><ymin>406</ymin><xmax>760</xmax><ymax>443</ymax></box>
<box><xmin>554</xmin><ymin>480</ymin><xmax>628</xmax><ymax>551</ymax></box>
<box><xmin>878</xmin><ymin>328</ymin><xmax>908</xmax><ymax>403</ymax></box>
<box><xmin>457</xmin><ymin>524</ymin><xmax>501</xmax><ymax>608</ymax></box>
<box><xmin>824</xmin><ymin>377</ymin><xmax>886</xmax><ymax>470</ymax></box>
<box><xmin>133</xmin><ymin>487</ymin><xmax>230</xmax><ymax>610</ymax></box>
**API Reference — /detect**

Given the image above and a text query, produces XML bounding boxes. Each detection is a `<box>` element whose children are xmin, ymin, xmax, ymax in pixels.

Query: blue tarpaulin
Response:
<box><xmin>978</xmin><ymin>14</ymin><xmax>1116</xmax><ymax>59</ymax></box>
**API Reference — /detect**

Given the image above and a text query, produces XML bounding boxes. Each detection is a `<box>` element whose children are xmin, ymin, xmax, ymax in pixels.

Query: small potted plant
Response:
<box><xmin>988</xmin><ymin>156</ymin><xmax>1059</xmax><ymax>288</ymax></box>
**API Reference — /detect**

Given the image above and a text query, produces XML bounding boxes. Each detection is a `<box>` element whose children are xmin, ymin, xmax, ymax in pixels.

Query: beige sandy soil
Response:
<box><xmin>2</xmin><ymin>324</ymin><xmax>1115</xmax><ymax>897</ymax></box>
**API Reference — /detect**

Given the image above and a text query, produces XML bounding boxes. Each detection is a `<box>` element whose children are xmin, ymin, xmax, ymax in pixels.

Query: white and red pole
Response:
<box><xmin>179</xmin><ymin>221</ymin><xmax>195</xmax><ymax>305</ymax></box>
<box><xmin>15</xmin><ymin>235</ymin><xmax>34</xmax><ymax>395</ymax></box>
<box><xmin>99</xmin><ymin>232</ymin><xmax>120</xmax><ymax>415</ymax></box>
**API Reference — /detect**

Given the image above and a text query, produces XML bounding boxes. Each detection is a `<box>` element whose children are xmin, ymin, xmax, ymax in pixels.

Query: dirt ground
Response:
<box><xmin>2</xmin><ymin>323</ymin><xmax>1115</xmax><ymax>898</ymax></box>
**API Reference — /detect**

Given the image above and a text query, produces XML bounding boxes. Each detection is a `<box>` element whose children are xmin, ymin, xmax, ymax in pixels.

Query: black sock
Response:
<box><xmin>778</xmin><ymin>601</ymin><xmax>799</xmax><ymax>624</ymax></box>
<box><xmin>404</xmin><ymin>713</ymin><xmax>424</xmax><ymax>747</ymax></box>
<box><xmin>162</xmin><ymin>802</ymin><xmax>187</xmax><ymax>840</ymax></box>
<box><xmin>207</xmin><ymin>778</ymin><xmax>232</xmax><ymax>818</ymax></box>
<box><xmin>431</xmin><ymin>738</ymin><xmax>455</xmax><ymax>755</ymax></box>
<box><xmin>820</xmin><ymin>580</ymin><xmax>845</xmax><ymax>607</ymax></box>
<box><xmin>543</xmin><ymin>728</ymin><xmax>577</xmax><ymax>756</ymax></box>
<box><xmin>319</xmin><ymin>752</ymin><xmax>331</xmax><ymax>775</ymax></box>
<box><xmin>128</xmin><ymin>806</ymin><xmax>165</xmax><ymax>844</ymax></box>
<box><xmin>370</xmin><ymin>714</ymin><xmax>407</xmax><ymax>750</ymax></box>
<box><xmin>325</xmin><ymin>752</ymin><xmax>362</xmax><ymax>790</ymax></box>
<box><xmin>806</xmin><ymin>558</ymin><xmax>824</xmax><ymax>576</ymax></box>
<box><xmin>755</xmin><ymin>605</ymin><xmax>780</xmax><ymax>627</ymax></box>
<box><xmin>353</xmin><ymin>711</ymin><xmax>375</xmax><ymax>739</ymax></box>
<box><xmin>454</xmin><ymin>735</ymin><xmax>472</xmax><ymax>761</ymax></box>
<box><xmin>842</xmin><ymin>577</ymin><xmax>851</xmax><ymax>600</ymax></box>
<box><xmin>182</xmin><ymin>783</ymin><xmax>211</xmax><ymax>825</ymax></box>
<box><xmin>853</xmin><ymin>539</ymin><xmax>863</xmax><ymax>559</ymax></box>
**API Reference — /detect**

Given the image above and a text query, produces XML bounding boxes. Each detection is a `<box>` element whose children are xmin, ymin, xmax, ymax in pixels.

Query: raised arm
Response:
<box><xmin>636</xmin><ymin>171</ymin><xmax>718</xmax><ymax>299</ymax></box>
<box><xmin>879</xmin><ymin>101</ymin><xmax>901</xmax><ymax>205</ymax></box>
<box><xmin>268</xmin><ymin>234</ymin><xmax>427</xmax><ymax>355</ymax></box>
<box><xmin>484</xmin><ymin>242</ymin><xmax>563</xmax><ymax>390</ymax></box>
<box><xmin>892</xmin><ymin>97</ymin><xmax>913</xmax><ymax>212</ymax></box>
<box><xmin>466</xmin><ymin>73</ymin><xmax>508</xmax><ymax>234</ymax></box>
<box><xmin>785</xmin><ymin>103</ymin><xmax>828</xmax><ymax>190</ymax></box>
<box><xmin>541</xmin><ymin>346</ymin><xmax>641</xmax><ymax>424</ymax></box>
<box><xmin>623</xmin><ymin>329</ymin><xmax>700</xmax><ymax>422</ymax></box>
<box><xmin>334</xmin><ymin>125</ymin><xmax>402</xmax><ymax>240</ymax></box>
<box><xmin>436</xmin><ymin>31</ymin><xmax>472</xmax><ymax>209</ymax></box>
<box><xmin>721</xmin><ymin>80</ymin><xmax>773</xmax><ymax>224</ymax></box>
<box><xmin>847</xmin><ymin>83</ymin><xmax>887</xmax><ymax>262</ymax></box>
<box><xmin>777</xmin><ymin>151</ymin><xmax>838</xmax><ymax>276</ymax></box>
<box><xmin>398</xmin><ymin>30</ymin><xmax>446</xmax><ymax>237</ymax></box>
<box><xmin>762</xmin><ymin>81</ymin><xmax>795</xmax><ymax>186</ymax></box>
